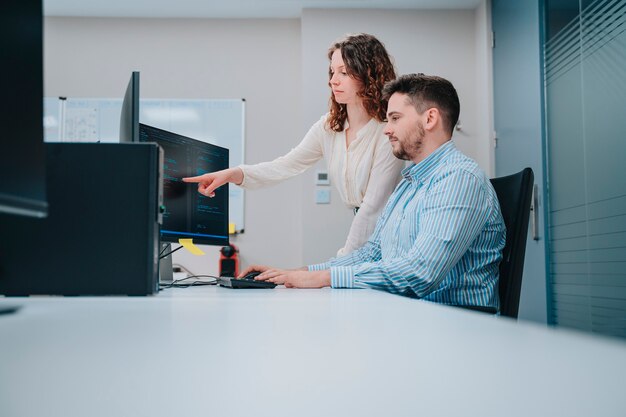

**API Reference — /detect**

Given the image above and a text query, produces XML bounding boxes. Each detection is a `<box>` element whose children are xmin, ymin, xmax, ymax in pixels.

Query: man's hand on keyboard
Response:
<box><xmin>255</xmin><ymin>268</ymin><xmax>331</xmax><ymax>288</ymax></box>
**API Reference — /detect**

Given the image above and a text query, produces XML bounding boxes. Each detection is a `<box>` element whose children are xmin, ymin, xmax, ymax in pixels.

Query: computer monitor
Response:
<box><xmin>139</xmin><ymin>123</ymin><xmax>229</xmax><ymax>247</ymax></box>
<box><xmin>119</xmin><ymin>71</ymin><xmax>140</xmax><ymax>143</ymax></box>
<box><xmin>0</xmin><ymin>0</ymin><xmax>48</xmax><ymax>218</ymax></box>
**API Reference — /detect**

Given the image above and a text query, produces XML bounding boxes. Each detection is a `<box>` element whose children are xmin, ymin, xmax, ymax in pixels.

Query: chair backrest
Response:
<box><xmin>490</xmin><ymin>168</ymin><xmax>534</xmax><ymax>318</ymax></box>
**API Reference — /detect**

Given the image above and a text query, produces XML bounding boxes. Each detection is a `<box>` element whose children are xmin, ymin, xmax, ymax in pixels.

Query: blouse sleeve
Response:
<box><xmin>337</xmin><ymin>136</ymin><xmax>405</xmax><ymax>256</ymax></box>
<box><xmin>238</xmin><ymin>116</ymin><xmax>327</xmax><ymax>189</ymax></box>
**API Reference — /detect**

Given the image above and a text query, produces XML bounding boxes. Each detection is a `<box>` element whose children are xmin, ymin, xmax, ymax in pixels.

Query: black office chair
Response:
<box><xmin>457</xmin><ymin>168</ymin><xmax>534</xmax><ymax>319</ymax></box>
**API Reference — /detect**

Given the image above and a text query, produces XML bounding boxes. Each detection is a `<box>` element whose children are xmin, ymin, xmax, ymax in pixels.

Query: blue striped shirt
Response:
<box><xmin>309</xmin><ymin>141</ymin><xmax>505</xmax><ymax>308</ymax></box>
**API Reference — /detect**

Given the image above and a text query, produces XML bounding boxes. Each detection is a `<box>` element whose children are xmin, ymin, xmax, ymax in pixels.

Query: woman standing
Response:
<box><xmin>184</xmin><ymin>33</ymin><xmax>404</xmax><ymax>256</ymax></box>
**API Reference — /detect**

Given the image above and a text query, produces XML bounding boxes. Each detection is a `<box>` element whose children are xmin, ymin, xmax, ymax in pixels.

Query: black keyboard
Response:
<box><xmin>218</xmin><ymin>273</ymin><xmax>276</xmax><ymax>289</ymax></box>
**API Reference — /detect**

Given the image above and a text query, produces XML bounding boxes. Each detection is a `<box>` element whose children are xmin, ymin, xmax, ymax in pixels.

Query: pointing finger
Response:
<box><xmin>182</xmin><ymin>175</ymin><xmax>205</xmax><ymax>183</ymax></box>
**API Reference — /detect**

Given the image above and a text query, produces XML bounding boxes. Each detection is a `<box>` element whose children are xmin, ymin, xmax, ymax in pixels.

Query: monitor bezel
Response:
<box><xmin>119</xmin><ymin>71</ymin><xmax>140</xmax><ymax>143</ymax></box>
<box><xmin>0</xmin><ymin>0</ymin><xmax>48</xmax><ymax>218</ymax></box>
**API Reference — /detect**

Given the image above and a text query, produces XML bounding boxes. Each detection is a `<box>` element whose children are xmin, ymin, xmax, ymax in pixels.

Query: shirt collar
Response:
<box><xmin>401</xmin><ymin>140</ymin><xmax>456</xmax><ymax>183</ymax></box>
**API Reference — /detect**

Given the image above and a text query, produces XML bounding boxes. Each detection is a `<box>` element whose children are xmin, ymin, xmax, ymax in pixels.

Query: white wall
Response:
<box><xmin>44</xmin><ymin>17</ymin><xmax>304</xmax><ymax>275</ymax></box>
<box><xmin>475</xmin><ymin>0</ymin><xmax>495</xmax><ymax>178</ymax></box>
<box><xmin>300</xmin><ymin>8</ymin><xmax>493</xmax><ymax>264</ymax></box>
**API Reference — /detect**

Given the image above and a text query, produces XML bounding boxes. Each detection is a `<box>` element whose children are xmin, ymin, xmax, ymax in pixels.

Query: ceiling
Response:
<box><xmin>44</xmin><ymin>0</ymin><xmax>483</xmax><ymax>19</ymax></box>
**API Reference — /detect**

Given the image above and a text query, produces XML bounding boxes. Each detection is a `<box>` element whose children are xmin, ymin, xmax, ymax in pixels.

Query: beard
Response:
<box><xmin>391</xmin><ymin>121</ymin><xmax>425</xmax><ymax>161</ymax></box>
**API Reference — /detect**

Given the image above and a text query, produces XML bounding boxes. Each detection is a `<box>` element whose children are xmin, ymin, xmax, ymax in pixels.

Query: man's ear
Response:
<box><xmin>424</xmin><ymin>108</ymin><xmax>440</xmax><ymax>131</ymax></box>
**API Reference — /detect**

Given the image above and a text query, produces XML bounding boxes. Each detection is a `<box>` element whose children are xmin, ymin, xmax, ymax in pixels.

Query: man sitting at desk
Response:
<box><xmin>244</xmin><ymin>73</ymin><xmax>506</xmax><ymax>309</ymax></box>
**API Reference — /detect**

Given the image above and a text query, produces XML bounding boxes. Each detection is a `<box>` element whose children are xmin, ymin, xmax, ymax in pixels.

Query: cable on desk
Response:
<box><xmin>159</xmin><ymin>275</ymin><xmax>219</xmax><ymax>290</ymax></box>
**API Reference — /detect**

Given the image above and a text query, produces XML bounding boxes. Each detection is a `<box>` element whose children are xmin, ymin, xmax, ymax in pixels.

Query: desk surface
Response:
<box><xmin>1</xmin><ymin>286</ymin><xmax>626</xmax><ymax>417</ymax></box>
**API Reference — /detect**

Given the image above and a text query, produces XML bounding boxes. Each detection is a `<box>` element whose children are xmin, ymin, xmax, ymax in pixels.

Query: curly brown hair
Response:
<box><xmin>326</xmin><ymin>33</ymin><xmax>396</xmax><ymax>132</ymax></box>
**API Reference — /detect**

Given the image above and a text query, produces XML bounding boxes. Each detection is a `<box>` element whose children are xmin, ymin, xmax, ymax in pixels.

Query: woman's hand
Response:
<box><xmin>183</xmin><ymin>167</ymin><xmax>244</xmax><ymax>197</ymax></box>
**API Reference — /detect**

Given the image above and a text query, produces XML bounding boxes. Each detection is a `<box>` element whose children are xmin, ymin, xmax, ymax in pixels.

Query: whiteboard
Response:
<box><xmin>43</xmin><ymin>97</ymin><xmax>246</xmax><ymax>231</ymax></box>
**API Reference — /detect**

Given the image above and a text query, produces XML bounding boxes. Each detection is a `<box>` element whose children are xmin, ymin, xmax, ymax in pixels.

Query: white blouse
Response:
<box><xmin>239</xmin><ymin>114</ymin><xmax>404</xmax><ymax>256</ymax></box>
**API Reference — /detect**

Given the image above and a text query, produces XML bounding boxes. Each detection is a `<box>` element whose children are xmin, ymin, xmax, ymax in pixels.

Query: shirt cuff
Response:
<box><xmin>237</xmin><ymin>165</ymin><xmax>251</xmax><ymax>189</ymax></box>
<box><xmin>308</xmin><ymin>262</ymin><xmax>330</xmax><ymax>271</ymax></box>
<box><xmin>330</xmin><ymin>266</ymin><xmax>355</xmax><ymax>288</ymax></box>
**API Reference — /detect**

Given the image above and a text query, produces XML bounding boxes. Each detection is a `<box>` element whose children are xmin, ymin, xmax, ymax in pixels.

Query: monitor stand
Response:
<box><xmin>159</xmin><ymin>242</ymin><xmax>174</xmax><ymax>284</ymax></box>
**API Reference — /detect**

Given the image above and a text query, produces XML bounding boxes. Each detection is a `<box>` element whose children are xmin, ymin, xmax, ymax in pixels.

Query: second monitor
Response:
<box><xmin>139</xmin><ymin>123</ymin><xmax>229</xmax><ymax>248</ymax></box>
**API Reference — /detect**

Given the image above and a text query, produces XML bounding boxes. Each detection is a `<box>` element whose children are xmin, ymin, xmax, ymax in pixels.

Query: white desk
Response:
<box><xmin>1</xmin><ymin>286</ymin><xmax>625</xmax><ymax>417</ymax></box>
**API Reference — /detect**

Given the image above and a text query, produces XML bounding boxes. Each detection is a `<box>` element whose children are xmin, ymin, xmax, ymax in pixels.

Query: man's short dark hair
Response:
<box><xmin>382</xmin><ymin>73</ymin><xmax>460</xmax><ymax>136</ymax></box>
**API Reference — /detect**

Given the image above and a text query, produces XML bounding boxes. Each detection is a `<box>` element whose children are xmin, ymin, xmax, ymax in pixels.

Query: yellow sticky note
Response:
<box><xmin>228</xmin><ymin>223</ymin><xmax>236</xmax><ymax>235</ymax></box>
<box><xmin>178</xmin><ymin>239</ymin><xmax>205</xmax><ymax>256</ymax></box>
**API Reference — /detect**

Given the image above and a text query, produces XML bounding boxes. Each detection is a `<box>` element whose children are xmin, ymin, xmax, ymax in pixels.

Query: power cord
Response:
<box><xmin>159</xmin><ymin>274</ymin><xmax>219</xmax><ymax>290</ymax></box>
